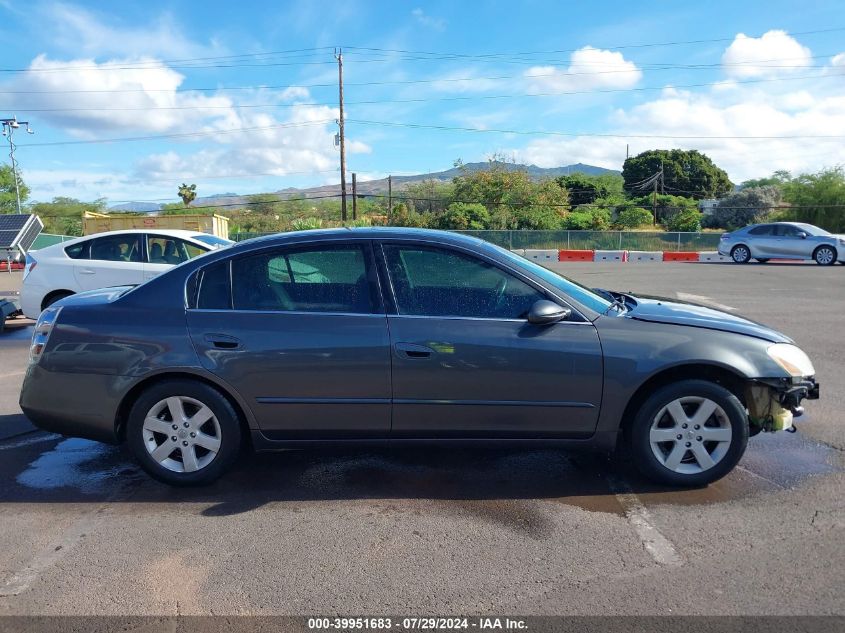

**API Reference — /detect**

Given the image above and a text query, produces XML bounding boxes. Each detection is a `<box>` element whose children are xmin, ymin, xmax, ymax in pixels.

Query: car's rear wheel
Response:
<box><xmin>629</xmin><ymin>380</ymin><xmax>748</xmax><ymax>487</ymax></box>
<box><xmin>126</xmin><ymin>380</ymin><xmax>241</xmax><ymax>486</ymax></box>
<box><xmin>730</xmin><ymin>245</ymin><xmax>751</xmax><ymax>263</ymax></box>
<box><xmin>813</xmin><ymin>245</ymin><xmax>837</xmax><ymax>266</ymax></box>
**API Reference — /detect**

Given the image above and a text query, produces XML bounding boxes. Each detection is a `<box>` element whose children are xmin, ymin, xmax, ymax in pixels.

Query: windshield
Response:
<box><xmin>794</xmin><ymin>223</ymin><xmax>831</xmax><ymax>236</ymax></box>
<box><xmin>496</xmin><ymin>247</ymin><xmax>612</xmax><ymax>314</ymax></box>
<box><xmin>192</xmin><ymin>234</ymin><xmax>234</xmax><ymax>248</ymax></box>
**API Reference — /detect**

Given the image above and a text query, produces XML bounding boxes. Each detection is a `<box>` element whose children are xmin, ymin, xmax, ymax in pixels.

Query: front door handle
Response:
<box><xmin>203</xmin><ymin>333</ymin><xmax>242</xmax><ymax>350</ymax></box>
<box><xmin>79</xmin><ymin>269</ymin><xmax>96</xmax><ymax>275</ymax></box>
<box><xmin>394</xmin><ymin>342</ymin><xmax>435</xmax><ymax>359</ymax></box>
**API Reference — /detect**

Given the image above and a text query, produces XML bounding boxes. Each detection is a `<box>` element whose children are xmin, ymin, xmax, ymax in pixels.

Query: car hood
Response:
<box><xmin>621</xmin><ymin>294</ymin><xmax>793</xmax><ymax>343</ymax></box>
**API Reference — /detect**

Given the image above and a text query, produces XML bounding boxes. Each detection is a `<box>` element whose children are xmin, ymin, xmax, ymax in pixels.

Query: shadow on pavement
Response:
<box><xmin>0</xmin><ymin>432</ymin><xmax>839</xmax><ymax>518</ymax></box>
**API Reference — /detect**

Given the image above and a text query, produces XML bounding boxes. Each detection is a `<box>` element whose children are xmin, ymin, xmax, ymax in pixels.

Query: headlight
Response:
<box><xmin>767</xmin><ymin>343</ymin><xmax>815</xmax><ymax>377</ymax></box>
<box><xmin>838</xmin><ymin>238</ymin><xmax>845</xmax><ymax>246</ymax></box>
<box><xmin>30</xmin><ymin>306</ymin><xmax>61</xmax><ymax>364</ymax></box>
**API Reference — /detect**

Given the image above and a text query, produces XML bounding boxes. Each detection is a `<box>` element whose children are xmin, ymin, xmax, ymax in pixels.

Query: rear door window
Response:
<box><xmin>230</xmin><ymin>244</ymin><xmax>376</xmax><ymax>314</ymax></box>
<box><xmin>748</xmin><ymin>225</ymin><xmax>773</xmax><ymax>236</ymax></box>
<box><xmin>89</xmin><ymin>235</ymin><xmax>141</xmax><ymax>262</ymax></box>
<box><xmin>64</xmin><ymin>241</ymin><xmax>90</xmax><ymax>259</ymax></box>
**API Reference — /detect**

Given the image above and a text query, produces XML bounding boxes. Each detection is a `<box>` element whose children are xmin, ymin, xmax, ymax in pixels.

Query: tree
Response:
<box><xmin>0</xmin><ymin>164</ymin><xmax>30</xmax><ymax>213</ymax></box>
<box><xmin>451</xmin><ymin>161</ymin><xmax>569</xmax><ymax>229</ymax></box>
<box><xmin>29</xmin><ymin>196</ymin><xmax>107</xmax><ymax>235</ymax></box>
<box><xmin>780</xmin><ymin>167</ymin><xmax>845</xmax><ymax>233</ymax></box>
<box><xmin>178</xmin><ymin>183</ymin><xmax>197</xmax><ymax>207</ymax></box>
<box><xmin>707</xmin><ymin>185</ymin><xmax>782</xmax><ymax>230</ymax></box>
<box><xmin>246</xmin><ymin>193</ymin><xmax>279</xmax><ymax>215</ymax></box>
<box><xmin>615</xmin><ymin>207</ymin><xmax>654</xmax><ymax>229</ymax></box>
<box><xmin>436</xmin><ymin>202</ymin><xmax>490</xmax><ymax>230</ymax></box>
<box><xmin>665</xmin><ymin>208</ymin><xmax>702</xmax><ymax>232</ymax></box>
<box><xmin>557</xmin><ymin>173</ymin><xmax>623</xmax><ymax>206</ymax></box>
<box><xmin>622</xmin><ymin>149</ymin><xmax>733</xmax><ymax>199</ymax></box>
<box><xmin>740</xmin><ymin>171</ymin><xmax>790</xmax><ymax>190</ymax></box>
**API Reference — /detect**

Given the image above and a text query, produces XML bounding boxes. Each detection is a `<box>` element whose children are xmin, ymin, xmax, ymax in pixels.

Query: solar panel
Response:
<box><xmin>0</xmin><ymin>214</ymin><xmax>44</xmax><ymax>255</ymax></box>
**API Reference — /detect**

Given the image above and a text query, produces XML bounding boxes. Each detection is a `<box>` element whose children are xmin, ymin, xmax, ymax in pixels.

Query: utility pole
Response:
<box><xmin>1</xmin><ymin>117</ymin><xmax>34</xmax><ymax>214</ymax></box>
<box><xmin>651</xmin><ymin>164</ymin><xmax>664</xmax><ymax>225</ymax></box>
<box><xmin>335</xmin><ymin>48</ymin><xmax>348</xmax><ymax>223</ymax></box>
<box><xmin>387</xmin><ymin>175</ymin><xmax>392</xmax><ymax>224</ymax></box>
<box><xmin>351</xmin><ymin>172</ymin><xmax>357</xmax><ymax>220</ymax></box>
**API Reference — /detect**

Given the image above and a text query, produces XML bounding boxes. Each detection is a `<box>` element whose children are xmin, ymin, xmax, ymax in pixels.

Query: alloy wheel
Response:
<box><xmin>731</xmin><ymin>246</ymin><xmax>750</xmax><ymax>263</ymax></box>
<box><xmin>142</xmin><ymin>396</ymin><xmax>222</xmax><ymax>473</ymax></box>
<box><xmin>649</xmin><ymin>396</ymin><xmax>732</xmax><ymax>474</ymax></box>
<box><xmin>815</xmin><ymin>247</ymin><xmax>835</xmax><ymax>265</ymax></box>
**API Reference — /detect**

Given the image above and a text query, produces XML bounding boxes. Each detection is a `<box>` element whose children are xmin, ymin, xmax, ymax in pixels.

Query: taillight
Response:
<box><xmin>23</xmin><ymin>253</ymin><xmax>37</xmax><ymax>280</ymax></box>
<box><xmin>720</xmin><ymin>233</ymin><xmax>730</xmax><ymax>240</ymax></box>
<box><xmin>29</xmin><ymin>306</ymin><xmax>61</xmax><ymax>364</ymax></box>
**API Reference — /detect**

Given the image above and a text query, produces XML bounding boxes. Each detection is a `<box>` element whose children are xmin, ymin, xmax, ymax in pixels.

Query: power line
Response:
<box><xmin>14</xmin><ymin>120</ymin><xmax>333</xmax><ymax>147</ymax></box>
<box><xmin>347</xmin><ymin>119</ymin><xmax>845</xmax><ymax>140</ymax></box>
<box><xmin>4</xmin><ymin>72</ymin><xmax>839</xmax><ymax>112</ymax></box>
<box><xmin>341</xmin><ymin>27</ymin><xmax>845</xmax><ymax>59</ymax></box>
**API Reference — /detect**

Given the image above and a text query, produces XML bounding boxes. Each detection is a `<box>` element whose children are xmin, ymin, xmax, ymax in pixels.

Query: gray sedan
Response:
<box><xmin>718</xmin><ymin>221</ymin><xmax>845</xmax><ymax>265</ymax></box>
<box><xmin>20</xmin><ymin>228</ymin><xmax>819</xmax><ymax>487</ymax></box>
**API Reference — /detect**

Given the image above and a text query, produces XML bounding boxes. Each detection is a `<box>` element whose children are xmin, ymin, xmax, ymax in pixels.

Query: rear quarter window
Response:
<box><xmin>64</xmin><ymin>242</ymin><xmax>89</xmax><ymax>259</ymax></box>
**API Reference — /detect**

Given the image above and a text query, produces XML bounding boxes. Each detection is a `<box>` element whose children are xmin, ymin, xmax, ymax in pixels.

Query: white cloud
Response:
<box><xmin>5</xmin><ymin>55</ymin><xmax>238</xmax><ymax>136</ymax></box>
<box><xmin>134</xmin><ymin>105</ymin><xmax>370</xmax><ymax>181</ymax></box>
<box><xmin>722</xmin><ymin>30</ymin><xmax>812</xmax><ymax>79</ymax></box>
<box><xmin>514</xmin><ymin>83</ymin><xmax>845</xmax><ymax>182</ymax></box>
<box><xmin>525</xmin><ymin>46</ymin><xmax>642</xmax><ymax>92</ymax></box>
<box><xmin>411</xmin><ymin>8</ymin><xmax>446</xmax><ymax>31</ymax></box>
<box><xmin>42</xmin><ymin>2</ymin><xmax>221</xmax><ymax>59</ymax></box>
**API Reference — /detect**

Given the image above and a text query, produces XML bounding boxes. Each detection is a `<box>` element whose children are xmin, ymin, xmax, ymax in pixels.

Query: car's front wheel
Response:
<box><xmin>731</xmin><ymin>245</ymin><xmax>751</xmax><ymax>263</ymax></box>
<box><xmin>126</xmin><ymin>380</ymin><xmax>242</xmax><ymax>486</ymax></box>
<box><xmin>813</xmin><ymin>245</ymin><xmax>837</xmax><ymax>266</ymax></box>
<box><xmin>629</xmin><ymin>380</ymin><xmax>748</xmax><ymax>487</ymax></box>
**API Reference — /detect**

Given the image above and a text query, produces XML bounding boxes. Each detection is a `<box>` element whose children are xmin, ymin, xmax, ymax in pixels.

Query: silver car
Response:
<box><xmin>718</xmin><ymin>222</ymin><xmax>845</xmax><ymax>265</ymax></box>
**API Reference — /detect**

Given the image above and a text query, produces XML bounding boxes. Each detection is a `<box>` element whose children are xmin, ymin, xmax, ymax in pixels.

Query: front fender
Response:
<box><xmin>592</xmin><ymin>316</ymin><xmax>790</xmax><ymax>445</ymax></box>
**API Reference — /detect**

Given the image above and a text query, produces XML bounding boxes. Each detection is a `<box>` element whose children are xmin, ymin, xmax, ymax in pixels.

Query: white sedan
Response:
<box><xmin>20</xmin><ymin>229</ymin><xmax>232</xmax><ymax>319</ymax></box>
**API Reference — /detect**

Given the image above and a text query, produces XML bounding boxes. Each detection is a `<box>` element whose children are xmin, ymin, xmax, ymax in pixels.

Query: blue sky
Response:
<box><xmin>1</xmin><ymin>0</ymin><xmax>844</xmax><ymax>204</ymax></box>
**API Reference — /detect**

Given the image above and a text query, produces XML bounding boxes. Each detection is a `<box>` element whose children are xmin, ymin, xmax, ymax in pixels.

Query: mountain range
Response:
<box><xmin>109</xmin><ymin>162</ymin><xmax>618</xmax><ymax>212</ymax></box>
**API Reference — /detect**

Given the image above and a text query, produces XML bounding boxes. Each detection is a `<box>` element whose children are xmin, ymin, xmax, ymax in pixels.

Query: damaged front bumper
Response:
<box><xmin>746</xmin><ymin>377</ymin><xmax>819</xmax><ymax>433</ymax></box>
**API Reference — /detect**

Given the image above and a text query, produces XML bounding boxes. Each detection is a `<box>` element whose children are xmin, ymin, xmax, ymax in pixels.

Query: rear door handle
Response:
<box><xmin>394</xmin><ymin>342</ymin><xmax>435</xmax><ymax>359</ymax></box>
<box><xmin>79</xmin><ymin>269</ymin><xmax>96</xmax><ymax>275</ymax></box>
<box><xmin>203</xmin><ymin>333</ymin><xmax>242</xmax><ymax>350</ymax></box>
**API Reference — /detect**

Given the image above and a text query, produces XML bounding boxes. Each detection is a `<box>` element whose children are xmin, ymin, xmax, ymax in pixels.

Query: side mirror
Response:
<box><xmin>797</xmin><ymin>231</ymin><xmax>808</xmax><ymax>239</ymax></box>
<box><xmin>528</xmin><ymin>300</ymin><xmax>571</xmax><ymax>325</ymax></box>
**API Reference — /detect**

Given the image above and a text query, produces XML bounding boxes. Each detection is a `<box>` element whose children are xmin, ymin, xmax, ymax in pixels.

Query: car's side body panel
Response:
<box><xmin>20</xmin><ymin>228</ymin><xmax>802</xmax><ymax>456</ymax></box>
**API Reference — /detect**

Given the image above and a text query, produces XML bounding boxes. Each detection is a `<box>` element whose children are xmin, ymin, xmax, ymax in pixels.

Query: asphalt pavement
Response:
<box><xmin>0</xmin><ymin>263</ymin><xmax>842</xmax><ymax>616</ymax></box>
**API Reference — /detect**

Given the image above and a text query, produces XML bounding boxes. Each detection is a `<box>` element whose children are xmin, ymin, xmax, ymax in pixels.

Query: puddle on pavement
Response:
<box><xmin>7</xmin><ymin>425</ymin><xmax>837</xmax><ymax>515</ymax></box>
<box><xmin>626</xmin><ymin>431</ymin><xmax>841</xmax><ymax>508</ymax></box>
<box><xmin>15</xmin><ymin>437</ymin><xmax>138</xmax><ymax>494</ymax></box>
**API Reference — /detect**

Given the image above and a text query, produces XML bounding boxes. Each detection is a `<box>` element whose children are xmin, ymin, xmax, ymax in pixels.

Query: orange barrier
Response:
<box><xmin>663</xmin><ymin>251</ymin><xmax>699</xmax><ymax>262</ymax></box>
<box><xmin>558</xmin><ymin>249</ymin><xmax>595</xmax><ymax>262</ymax></box>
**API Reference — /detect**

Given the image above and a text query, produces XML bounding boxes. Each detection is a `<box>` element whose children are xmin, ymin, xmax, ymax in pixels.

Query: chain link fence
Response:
<box><xmin>232</xmin><ymin>230</ymin><xmax>722</xmax><ymax>252</ymax></box>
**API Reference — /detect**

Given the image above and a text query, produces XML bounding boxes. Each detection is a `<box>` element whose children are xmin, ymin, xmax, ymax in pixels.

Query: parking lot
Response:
<box><xmin>0</xmin><ymin>262</ymin><xmax>842</xmax><ymax>616</ymax></box>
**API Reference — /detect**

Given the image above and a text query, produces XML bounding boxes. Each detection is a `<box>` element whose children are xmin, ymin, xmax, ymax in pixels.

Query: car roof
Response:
<box><xmin>234</xmin><ymin>227</ymin><xmax>490</xmax><ymax>250</ymax></box>
<box><xmin>35</xmin><ymin>228</ymin><xmax>222</xmax><ymax>253</ymax></box>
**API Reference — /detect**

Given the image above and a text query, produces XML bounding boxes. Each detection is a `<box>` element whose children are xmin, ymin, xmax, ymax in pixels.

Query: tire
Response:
<box><xmin>730</xmin><ymin>245</ymin><xmax>751</xmax><ymax>264</ymax></box>
<box><xmin>41</xmin><ymin>290</ymin><xmax>74</xmax><ymax>310</ymax></box>
<box><xmin>629</xmin><ymin>379</ymin><xmax>749</xmax><ymax>487</ymax></box>
<box><xmin>754</xmin><ymin>258</ymin><xmax>769</xmax><ymax>263</ymax></box>
<box><xmin>813</xmin><ymin>245</ymin><xmax>837</xmax><ymax>266</ymax></box>
<box><xmin>126</xmin><ymin>379</ymin><xmax>242</xmax><ymax>486</ymax></box>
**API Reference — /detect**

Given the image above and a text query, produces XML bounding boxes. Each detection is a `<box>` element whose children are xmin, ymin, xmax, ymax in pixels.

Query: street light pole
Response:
<box><xmin>1</xmin><ymin>117</ymin><xmax>34</xmax><ymax>214</ymax></box>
